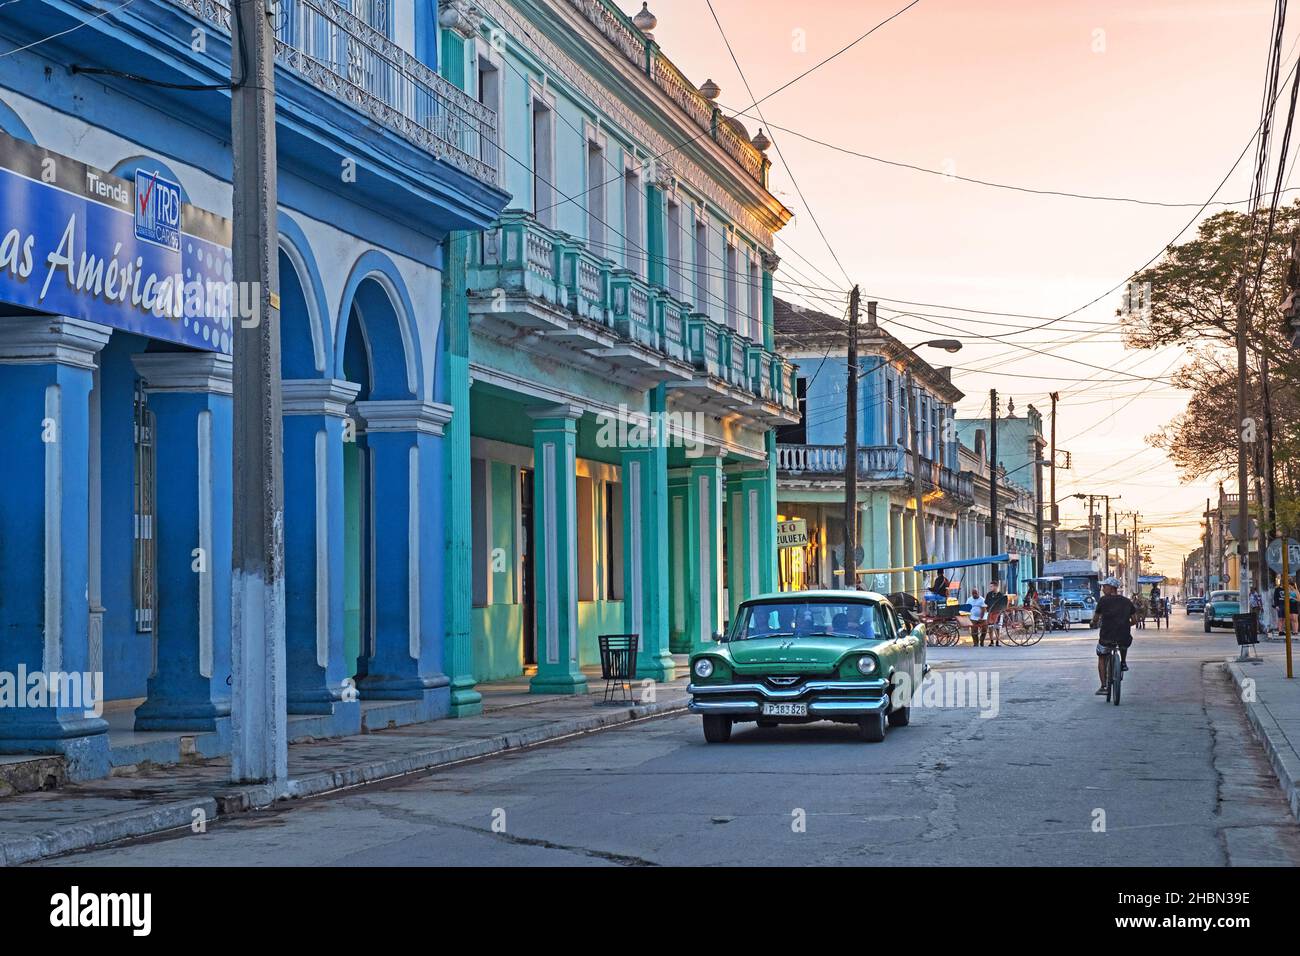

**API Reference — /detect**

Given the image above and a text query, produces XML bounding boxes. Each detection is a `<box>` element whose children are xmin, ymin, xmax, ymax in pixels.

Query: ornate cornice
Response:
<box><xmin>477</xmin><ymin>0</ymin><xmax>782</xmax><ymax>248</ymax></box>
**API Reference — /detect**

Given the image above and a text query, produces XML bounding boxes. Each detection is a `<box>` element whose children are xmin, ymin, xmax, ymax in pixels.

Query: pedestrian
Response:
<box><xmin>968</xmin><ymin>588</ymin><xmax>987</xmax><ymax>646</ymax></box>
<box><xmin>1250</xmin><ymin>585</ymin><xmax>1264</xmax><ymax>626</ymax></box>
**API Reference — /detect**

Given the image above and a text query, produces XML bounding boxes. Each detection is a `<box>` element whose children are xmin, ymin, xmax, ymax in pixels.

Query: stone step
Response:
<box><xmin>0</xmin><ymin>755</ymin><xmax>66</xmax><ymax>797</ymax></box>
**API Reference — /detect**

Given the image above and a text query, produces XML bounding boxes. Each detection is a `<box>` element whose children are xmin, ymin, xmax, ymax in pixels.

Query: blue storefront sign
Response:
<box><xmin>0</xmin><ymin>131</ymin><xmax>234</xmax><ymax>353</ymax></box>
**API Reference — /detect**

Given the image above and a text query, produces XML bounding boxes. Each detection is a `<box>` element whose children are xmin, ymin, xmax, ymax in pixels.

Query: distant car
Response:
<box><xmin>1185</xmin><ymin>596</ymin><xmax>1205</xmax><ymax>615</ymax></box>
<box><xmin>1204</xmin><ymin>590</ymin><xmax>1240</xmax><ymax>631</ymax></box>
<box><xmin>688</xmin><ymin>590</ymin><xmax>924</xmax><ymax>743</ymax></box>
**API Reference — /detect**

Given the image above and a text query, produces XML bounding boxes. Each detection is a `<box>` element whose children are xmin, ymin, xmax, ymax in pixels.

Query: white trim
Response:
<box><xmin>566</xmin><ymin>442</ymin><xmax>578</xmax><ymax>663</ymax></box>
<box><xmin>282</xmin><ymin>378</ymin><xmax>361</xmax><ymax>418</ymax></box>
<box><xmin>0</xmin><ymin>315</ymin><xmax>112</xmax><ymax>369</ymax></box>
<box><xmin>314</xmin><ymin>429</ymin><xmax>329</xmax><ymax>668</ymax></box>
<box><xmin>629</xmin><ymin>459</ymin><xmax>643</xmax><ymax>650</ymax></box>
<box><xmin>197</xmin><ymin>409</ymin><xmax>214</xmax><ymax>679</ymax></box>
<box><xmin>409</xmin><ymin>444</ymin><xmax>421</xmax><ymax>659</ymax></box>
<box><xmin>698</xmin><ymin>472</ymin><xmax>712</xmax><ymax>642</ymax></box>
<box><xmin>43</xmin><ymin>384</ymin><xmax>62</xmax><ymax>673</ymax></box>
<box><xmin>543</xmin><ymin>440</ymin><xmax>559</xmax><ymax>665</ymax></box>
<box><xmin>133</xmin><ymin>352</ymin><xmax>233</xmax><ymax>395</ymax></box>
<box><xmin>356</xmin><ymin>399</ymin><xmax>453</xmax><ymax>436</ymax></box>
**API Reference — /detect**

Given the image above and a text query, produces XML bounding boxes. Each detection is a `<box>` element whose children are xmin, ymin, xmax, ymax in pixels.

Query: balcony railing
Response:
<box><xmin>168</xmin><ymin>0</ymin><xmax>499</xmax><ymax>184</ymax></box>
<box><xmin>471</xmin><ymin>212</ymin><xmax>794</xmax><ymax>413</ymax></box>
<box><xmin>562</xmin><ymin>0</ymin><xmax>766</xmax><ymax>185</ymax></box>
<box><xmin>778</xmin><ymin>443</ymin><xmax>975</xmax><ymax>501</ymax></box>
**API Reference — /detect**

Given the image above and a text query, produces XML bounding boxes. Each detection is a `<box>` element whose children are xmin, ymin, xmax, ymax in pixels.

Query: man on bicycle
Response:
<box><xmin>1092</xmin><ymin>577</ymin><xmax>1138</xmax><ymax>695</ymax></box>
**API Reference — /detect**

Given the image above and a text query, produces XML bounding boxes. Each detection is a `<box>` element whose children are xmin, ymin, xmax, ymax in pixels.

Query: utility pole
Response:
<box><xmin>989</xmin><ymin>388</ymin><xmax>999</xmax><ymax>583</ymax></box>
<box><xmin>842</xmin><ymin>286</ymin><xmax>860</xmax><ymax>590</ymax></box>
<box><xmin>230</xmin><ymin>0</ymin><xmax>287</xmax><ymax>787</ymax></box>
<box><xmin>1034</xmin><ymin>449</ymin><xmax>1044</xmax><ymax>579</ymax></box>
<box><xmin>1104</xmin><ymin>495</ymin><xmax>1111</xmax><ymax>576</ymax></box>
<box><xmin>1204</xmin><ymin>498</ymin><xmax>1211</xmax><ymax>597</ymax></box>
<box><xmin>1048</xmin><ymin>392</ymin><xmax>1058</xmax><ymax>562</ymax></box>
<box><xmin>1132</xmin><ymin>514</ymin><xmax>1141</xmax><ymax>586</ymax></box>
<box><xmin>1234</xmin><ymin>276</ymin><xmax>1251</xmax><ymax>607</ymax></box>
<box><xmin>909</xmin><ymin>367</ymin><xmax>927</xmax><ymax>571</ymax></box>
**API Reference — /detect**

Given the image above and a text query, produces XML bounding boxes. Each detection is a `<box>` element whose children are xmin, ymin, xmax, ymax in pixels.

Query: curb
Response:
<box><xmin>0</xmin><ymin>797</ymin><xmax>218</xmax><ymax>867</ymax></box>
<box><xmin>3</xmin><ymin>696</ymin><xmax>688</xmax><ymax>864</ymax></box>
<box><xmin>233</xmin><ymin>697</ymin><xmax>689</xmax><ymax>809</ymax></box>
<box><xmin>1223</xmin><ymin>660</ymin><xmax>1300</xmax><ymax>822</ymax></box>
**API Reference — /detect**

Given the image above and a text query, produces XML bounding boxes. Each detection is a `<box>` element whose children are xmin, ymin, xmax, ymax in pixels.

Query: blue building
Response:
<box><xmin>0</xmin><ymin>0</ymin><xmax>797</xmax><ymax>781</ymax></box>
<box><xmin>772</xmin><ymin>298</ymin><xmax>975</xmax><ymax>596</ymax></box>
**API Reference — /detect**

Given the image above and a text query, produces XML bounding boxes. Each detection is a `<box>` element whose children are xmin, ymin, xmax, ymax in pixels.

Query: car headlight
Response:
<box><xmin>693</xmin><ymin>658</ymin><xmax>714</xmax><ymax>679</ymax></box>
<box><xmin>856</xmin><ymin>656</ymin><xmax>877</xmax><ymax>676</ymax></box>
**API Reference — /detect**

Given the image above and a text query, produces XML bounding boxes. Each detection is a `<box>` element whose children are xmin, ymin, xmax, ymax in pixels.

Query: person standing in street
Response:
<box><xmin>968</xmin><ymin>588</ymin><xmax>987</xmax><ymax>646</ymax></box>
<box><xmin>1092</xmin><ymin>577</ymin><xmax>1138</xmax><ymax>695</ymax></box>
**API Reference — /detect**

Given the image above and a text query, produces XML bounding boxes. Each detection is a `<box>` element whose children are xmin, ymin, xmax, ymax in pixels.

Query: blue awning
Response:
<box><xmin>914</xmin><ymin>554</ymin><xmax>1012</xmax><ymax>572</ymax></box>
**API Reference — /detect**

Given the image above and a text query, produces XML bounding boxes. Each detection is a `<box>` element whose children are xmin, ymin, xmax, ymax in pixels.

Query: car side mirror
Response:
<box><xmin>712</xmin><ymin>630</ymin><xmax>724</xmax><ymax>643</ymax></box>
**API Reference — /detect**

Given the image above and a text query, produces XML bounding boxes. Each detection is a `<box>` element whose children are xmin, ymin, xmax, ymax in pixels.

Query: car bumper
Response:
<box><xmin>687</xmin><ymin>679</ymin><xmax>891</xmax><ymax>718</ymax></box>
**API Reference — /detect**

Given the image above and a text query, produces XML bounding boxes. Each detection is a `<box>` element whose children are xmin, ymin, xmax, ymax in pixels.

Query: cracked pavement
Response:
<box><xmin>37</xmin><ymin>614</ymin><xmax>1300</xmax><ymax>866</ymax></box>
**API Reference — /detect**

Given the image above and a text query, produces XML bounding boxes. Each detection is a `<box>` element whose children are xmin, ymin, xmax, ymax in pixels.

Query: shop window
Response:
<box><xmin>133</xmin><ymin>380</ymin><xmax>156</xmax><ymax>633</ymax></box>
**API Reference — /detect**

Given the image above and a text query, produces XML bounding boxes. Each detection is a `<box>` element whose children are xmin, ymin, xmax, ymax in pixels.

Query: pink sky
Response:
<box><xmin>635</xmin><ymin>0</ymin><xmax>1284</xmax><ymax>575</ymax></box>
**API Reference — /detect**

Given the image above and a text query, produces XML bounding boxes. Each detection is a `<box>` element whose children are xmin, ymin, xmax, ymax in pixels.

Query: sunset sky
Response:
<box><xmin>637</xmin><ymin>0</ymin><xmax>1287</xmax><ymax>574</ymax></box>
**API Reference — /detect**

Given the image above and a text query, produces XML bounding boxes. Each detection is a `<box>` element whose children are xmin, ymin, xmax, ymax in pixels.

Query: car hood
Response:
<box><xmin>724</xmin><ymin>635</ymin><xmax>884</xmax><ymax>673</ymax></box>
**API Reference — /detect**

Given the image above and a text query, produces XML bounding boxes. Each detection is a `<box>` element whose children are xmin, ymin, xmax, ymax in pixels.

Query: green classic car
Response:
<box><xmin>688</xmin><ymin>590</ymin><xmax>926</xmax><ymax>743</ymax></box>
<box><xmin>1204</xmin><ymin>590</ymin><xmax>1241</xmax><ymax>632</ymax></box>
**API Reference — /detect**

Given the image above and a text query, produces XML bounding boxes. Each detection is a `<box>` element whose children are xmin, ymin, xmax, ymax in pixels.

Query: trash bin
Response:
<box><xmin>597</xmin><ymin>634</ymin><xmax>639</xmax><ymax>703</ymax></box>
<box><xmin>1233</xmin><ymin>612</ymin><xmax>1259</xmax><ymax>646</ymax></box>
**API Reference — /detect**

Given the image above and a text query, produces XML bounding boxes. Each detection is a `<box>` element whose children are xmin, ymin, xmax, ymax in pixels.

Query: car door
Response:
<box><xmin>879</xmin><ymin>602</ymin><xmax>919</xmax><ymax>689</ymax></box>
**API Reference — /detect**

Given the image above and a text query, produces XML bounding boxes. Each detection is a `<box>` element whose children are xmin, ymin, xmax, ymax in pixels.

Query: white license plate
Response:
<box><xmin>761</xmin><ymin>702</ymin><xmax>808</xmax><ymax>717</ymax></box>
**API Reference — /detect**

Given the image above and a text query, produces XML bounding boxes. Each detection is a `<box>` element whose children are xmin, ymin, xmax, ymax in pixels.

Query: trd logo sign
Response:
<box><xmin>134</xmin><ymin>169</ymin><xmax>182</xmax><ymax>251</ymax></box>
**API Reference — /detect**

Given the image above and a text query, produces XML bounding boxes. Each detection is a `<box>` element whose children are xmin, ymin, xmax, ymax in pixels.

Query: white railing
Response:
<box><xmin>166</xmin><ymin>0</ymin><xmax>499</xmax><ymax>185</ymax></box>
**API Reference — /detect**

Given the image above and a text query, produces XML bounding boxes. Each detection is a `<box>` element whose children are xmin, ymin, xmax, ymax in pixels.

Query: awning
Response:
<box><xmin>914</xmin><ymin>554</ymin><xmax>1012</xmax><ymax>573</ymax></box>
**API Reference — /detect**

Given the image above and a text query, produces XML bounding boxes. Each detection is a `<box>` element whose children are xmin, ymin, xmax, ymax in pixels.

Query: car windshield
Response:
<box><xmin>730</xmin><ymin>600</ymin><xmax>891</xmax><ymax>641</ymax></box>
<box><xmin>1210</xmin><ymin>592</ymin><xmax>1237</xmax><ymax>602</ymax></box>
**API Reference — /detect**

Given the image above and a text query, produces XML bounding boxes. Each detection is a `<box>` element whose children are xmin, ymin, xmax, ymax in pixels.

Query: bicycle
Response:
<box><xmin>1103</xmin><ymin>643</ymin><xmax>1123</xmax><ymax>706</ymax></box>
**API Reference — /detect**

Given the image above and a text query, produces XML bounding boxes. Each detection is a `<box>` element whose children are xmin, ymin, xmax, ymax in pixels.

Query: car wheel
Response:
<box><xmin>702</xmin><ymin>715</ymin><xmax>732</xmax><ymax>743</ymax></box>
<box><xmin>887</xmin><ymin>704</ymin><xmax>911</xmax><ymax>727</ymax></box>
<box><xmin>858</xmin><ymin>709</ymin><xmax>887</xmax><ymax>742</ymax></box>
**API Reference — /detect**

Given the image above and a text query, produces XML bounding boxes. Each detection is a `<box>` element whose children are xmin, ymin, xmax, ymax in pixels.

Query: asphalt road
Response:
<box><xmin>42</xmin><ymin>612</ymin><xmax>1300</xmax><ymax>866</ymax></box>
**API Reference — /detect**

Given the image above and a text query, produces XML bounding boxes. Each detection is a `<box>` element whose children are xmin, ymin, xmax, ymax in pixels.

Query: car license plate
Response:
<box><xmin>761</xmin><ymin>702</ymin><xmax>807</xmax><ymax>717</ymax></box>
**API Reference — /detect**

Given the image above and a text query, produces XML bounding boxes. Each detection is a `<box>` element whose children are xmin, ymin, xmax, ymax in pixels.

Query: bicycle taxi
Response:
<box><xmin>910</xmin><ymin>554</ymin><xmax>1045</xmax><ymax>647</ymax></box>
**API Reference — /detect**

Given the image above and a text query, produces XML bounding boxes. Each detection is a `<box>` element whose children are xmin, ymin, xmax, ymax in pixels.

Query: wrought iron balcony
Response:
<box><xmin>167</xmin><ymin>0</ymin><xmax>499</xmax><ymax>185</ymax></box>
<box><xmin>778</xmin><ymin>443</ymin><xmax>975</xmax><ymax>502</ymax></box>
<box><xmin>469</xmin><ymin>211</ymin><xmax>794</xmax><ymax>415</ymax></box>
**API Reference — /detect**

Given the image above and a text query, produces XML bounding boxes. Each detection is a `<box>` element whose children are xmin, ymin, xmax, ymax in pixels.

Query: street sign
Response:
<box><xmin>1267</xmin><ymin>538</ymin><xmax>1300</xmax><ymax>574</ymax></box>
<box><xmin>777</xmin><ymin>519</ymin><xmax>808</xmax><ymax>549</ymax></box>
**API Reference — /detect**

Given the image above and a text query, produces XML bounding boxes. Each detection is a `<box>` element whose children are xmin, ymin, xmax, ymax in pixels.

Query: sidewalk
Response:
<box><xmin>1225</xmin><ymin>643</ymin><xmax>1300</xmax><ymax>822</ymax></box>
<box><xmin>0</xmin><ymin>665</ymin><xmax>689</xmax><ymax>866</ymax></box>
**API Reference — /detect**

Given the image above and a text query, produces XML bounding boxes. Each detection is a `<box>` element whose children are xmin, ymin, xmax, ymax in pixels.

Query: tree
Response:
<box><xmin>1123</xmin><ymin>203</ymin><xmax>1300</xmax><ymax>537</ymax></box>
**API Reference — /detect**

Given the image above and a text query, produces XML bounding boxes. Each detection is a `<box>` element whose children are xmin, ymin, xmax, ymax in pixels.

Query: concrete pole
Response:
<box><xmin>230</xmin><ymin>0</ymin><xmax>287</xmax><ymax>787</ymax></box>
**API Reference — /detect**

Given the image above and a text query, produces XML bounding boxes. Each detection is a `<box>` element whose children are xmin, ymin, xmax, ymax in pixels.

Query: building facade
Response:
<box><xmin>957</xmin><ymin>432</ymin><xmax>1038</xmax><ymax>596</ymax></box>
<box><xmin>773</xmin><ymin>298</ymin><xmax>975</xmax><ymax>596</ymax></box>
<box><xmin>0</xmin><ymin>0</ymin><xmax>795</xmax><ymax>780</ymax></box>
